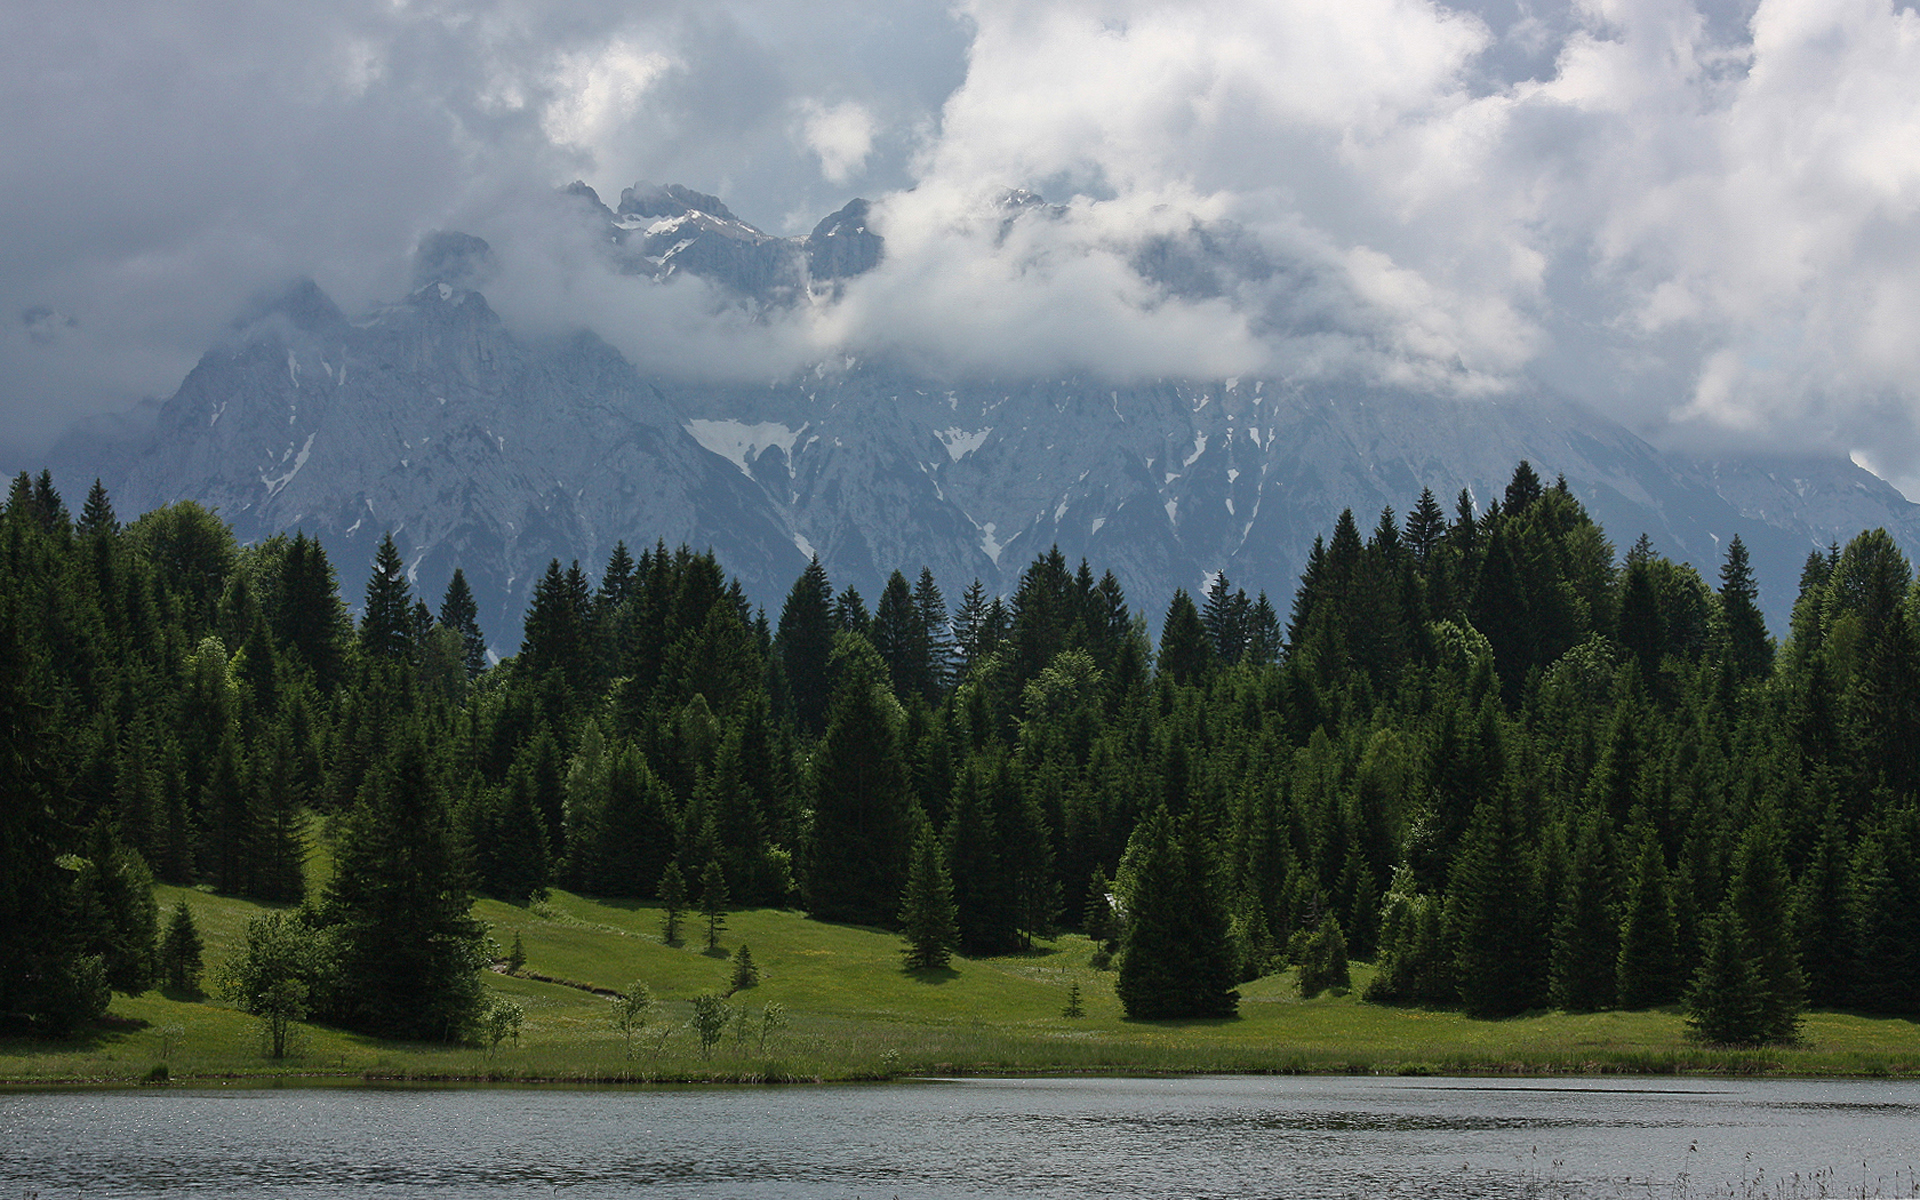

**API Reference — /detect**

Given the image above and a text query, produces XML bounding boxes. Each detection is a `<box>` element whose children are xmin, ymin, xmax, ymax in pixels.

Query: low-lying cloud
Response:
<box><xmin>6</xmin><ymin>0</ymin><xmax>1920</xmax><ymax>486</ymax></box>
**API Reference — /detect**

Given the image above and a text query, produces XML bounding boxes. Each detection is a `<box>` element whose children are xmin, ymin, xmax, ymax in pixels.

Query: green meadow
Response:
<box><xmin>4</xmin><ymin>882</ymin><xmax>1918</xmax><ymax>1087</ymax></box>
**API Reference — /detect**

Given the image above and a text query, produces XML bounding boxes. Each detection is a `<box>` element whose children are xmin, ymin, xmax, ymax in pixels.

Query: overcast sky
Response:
<box><xmin>6</xmin><ymin>0</ymin><xmax>1920</xmax><ymax>488</ymax></box>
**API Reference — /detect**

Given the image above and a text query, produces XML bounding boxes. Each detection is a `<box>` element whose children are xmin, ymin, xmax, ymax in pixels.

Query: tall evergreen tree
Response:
<box><xmin>899</xmin><ymin>821</ymin><xmax>960</xmax><ymax>971</ymax></box>
<box><xmin>1447</xmin><ymin>786</ymin><xmax>1547</xmax><ymax>1018</ymax></box>
<box><xmin>805</xmin><ymin>634</ymin><xmax>915</xmax><ymax>927</ymax></box>
<box><xmin>439</xmin><ymin>568</ymin><xmax>488</xmax><ymax>678</ymax></box>
<box><xmin>323</xmin><ymin>728</ymin><xmax>488</xmax><ymax>1041</ymax></box>
<box><xmin>1615</xmin><ymin>827</ymin><xmax>1682</xmax><ymax>1008</ymax></box>
<box><xmin>1716</xmin><ymin>536</ymin><xmax>1772</xmax><ymax>682</ymax></box>
<box><xmin>359</xmin><ymin>533</ymin><xmax>414</xmax><ymax>662</ymax></box>
<box><xmin>776</xmin><ymin>557</ymin><xmax>835</xmax><ymax>736</ymax></box>
<box><xmin>1115</xmin><ymin>806</ymin><xmax>1238</xmax><ymax>1019</ymax></box>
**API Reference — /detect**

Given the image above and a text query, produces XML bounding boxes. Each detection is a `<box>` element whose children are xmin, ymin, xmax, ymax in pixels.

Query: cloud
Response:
<box><xmin>5</xmin><ymin>0</ymin><xmax>1920</xmax><ymax>481</ymax></box>
<box><xmin>796</xmin><ymin>100</ymin><xmax>878</xmax><ymax>185</ymax></box>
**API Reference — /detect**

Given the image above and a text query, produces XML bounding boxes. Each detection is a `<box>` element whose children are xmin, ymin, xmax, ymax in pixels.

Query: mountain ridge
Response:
<box><xmin>41</xmin><ymin>183</ymin><xmax>1920</xmax><ymax>647</ymax></box>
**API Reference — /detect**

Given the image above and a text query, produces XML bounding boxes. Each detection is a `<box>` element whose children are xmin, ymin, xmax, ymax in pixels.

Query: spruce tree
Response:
<box><xmin>1115</xmin><ymin>807</ymin><xmax>1238</xmax><ymax>1019</ymax></box>
<box><xmin>776</xmin><ymin>557</ymin><xmax>835</xmax><ymax>735</ymax></box>
<box><xmin>1716</xmin><ymin>536</ymin><xmax>1772</xmax><ymax>681</ymax></box>
<box><xmin>323</xmin><ymin>727</ymin><xmax>487</xmax><ymax>1041</ymax></box>
<box><xmin>359</xmin><ymin>533</ymin><xmax>414</xmax><ymax>662</ymax></box>
<box><xmin>1447</xmin><ymin>787</ymin><xmax>1547</xmax><ymax>1018</ymax></box>
<box><xmin>1615</xmin><ymin>827</ymin><xmax>1681</xmax><ymax>1008</ymax></box>
<box><xmin>659</xmin><ymin>860</ymin><xmax>688</xmax><ymax>945</ymax></box>
<box><xmin>1549</xmin><ymin>812</ymin><xmax>1620</xmax><ymax>1012</ymax></box>
<box><xmin>439</xmin><ymin>568</ymin><xmax>488</xmax><ymax>678</ymax></box>
<box><xmin>1156</xmin><ymin>589</ymin><xmax>1212</xmax><ymax>686</ymax></box>
<box><xmin>899</xmin><ymin>821</ymin><xmax>960</xmax><ymax>971</ymax></box>
<box><xmin>159</xmin><ymin>900</ymin><xmax>205</xmax><ymax>993</ymax></box>
<box><xmin>700</xmin><ymin>859</ymin><xmax>730</xmax><ymax>951</ymax></box>
<box><xmin>805</xmin><ymin>633</ymin><xmax>914</xmax><ymax>927</ymax></box>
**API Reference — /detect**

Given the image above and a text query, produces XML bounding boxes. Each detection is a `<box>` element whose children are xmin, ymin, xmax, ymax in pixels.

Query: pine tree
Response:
<box><xmin>899</xmin><ymin>821</ymin><xmax>960</xmax><ymax>971</ymax></box>
<box><xmin>659</xmin><ymin>860</ymin><xmax>688</xmax><ymax>945</ymax></box>
<box><xmin>359</xmin><ymin>533</ymin><xmax>414</xmax><ymax>662</ymax></box>
<box><xmin>1615</xmin><ymin>827</ymin><xmax>1681</xmax><ymax>1009</ymax></box>
<box><xmin>323</xmin><ymin>727</ymin><xmax>488</xmax><ymax>1041</ymax></box>
<box><xmin>439</xmin><ymin>568</ymin><xmax>487</xmax><ymax>678</ymax></box>
<box><xmin>1549</xmin><ymin>812</ymin><xmax>1619</xmax><ymax>1012</ymax></box>
<box><xmin>1717</xmin><ymin>536</ymin><xmax>1772</xmax><ymax>681</ymax></box>
<box><xmin>1115</xmin><ymin>807</ymin><xmax>1239</xmax><ymax>1019</ymax></box>
<box><xmin>776</xmin><ymin>557</ymin><xmax>835</xmax><ymax>736</ymax></box>
<box><xmin>1157</xmin><ymin>589</ymin><xmax>1212</xmax><ymax>685</ymax></box>
<box><xmin>1685</xmin><ymin>909</ymin><xmax>1764</xmax><ymax>1045</ymax></box>
<box><xmin>78</xmin><ymin>479</ymin><xmax>118</xmax><ymax>538</ymax></box>
<box><xmin>944</xmin><ymin>754</ymin><xmax>1018</xmax><ymax>953</ymax></box>
<box><xmin>805</xmin><ymin>634</ymin><xmax>915</xmax><ymax>927</ymax></box>
<box><xmin>1685</xmin><ymin>820</ymin><xmax>1805</xmax><ymax>1042</ymax></box>
<box><xmin>159</xmin><ymin>900</ymin><xmax>205</xmax><ymax>993</ymax></box>
<box><xmin>1447</xmin><ymin>787</ymin><xmax>1547</xmax><ymax>1018</ymax></box>
<box><xmin>700</xmin><ymin>859</ymin><xmax>730</xmax><ymax>951</ymax></box>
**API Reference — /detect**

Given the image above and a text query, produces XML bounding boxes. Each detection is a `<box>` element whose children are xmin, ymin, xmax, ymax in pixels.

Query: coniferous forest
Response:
<box><xmin>4</xmin><ymin>461</ymin><xmax>1918</xmax><ymax>1048</ymax></box>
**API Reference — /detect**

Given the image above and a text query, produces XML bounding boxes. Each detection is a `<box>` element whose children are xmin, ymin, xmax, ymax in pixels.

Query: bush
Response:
<box><xmin>1296</xmin><ymin>914</ymin><xmax>1350</xmax><ymax>999</ymax></box>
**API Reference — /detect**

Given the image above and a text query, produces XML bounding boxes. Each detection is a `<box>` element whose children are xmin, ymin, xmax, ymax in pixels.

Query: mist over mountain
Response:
<box><xmin>44</xmin><ymin>182</ymin><xmax>1920</xmax><ymax>647</ymax></box>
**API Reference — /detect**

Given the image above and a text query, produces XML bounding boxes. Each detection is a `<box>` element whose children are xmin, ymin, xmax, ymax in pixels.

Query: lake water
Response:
<box><xmin>3</xmin><ymin>1075</ymin><xmax>1917</xmax><ymax>1199</ymax></box>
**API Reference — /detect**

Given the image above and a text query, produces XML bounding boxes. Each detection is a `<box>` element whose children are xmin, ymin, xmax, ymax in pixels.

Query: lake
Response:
<box><xmin>3</xmin><ymin>1075</ymin><xmax>1917</xmax><ymax>1198</ymax></box>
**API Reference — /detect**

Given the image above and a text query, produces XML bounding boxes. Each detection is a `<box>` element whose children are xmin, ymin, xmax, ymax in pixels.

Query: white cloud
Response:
<box><xmin>8</xmin><ymin>0</ymin><xmax>1920</xmax><ymax>480</ymax></box>
<box><xmin>796</xmin><ymin>100</ymin><xmax>878</xmax><ymax>185</ymax></box>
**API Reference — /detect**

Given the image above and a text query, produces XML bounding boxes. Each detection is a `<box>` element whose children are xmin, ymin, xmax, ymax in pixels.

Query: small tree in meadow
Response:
<box><xmin>158</xmin><ymin>900</ymin><xmax>204</xmax><ymax>994</ymax></box>
<box><xmin>898</xmin><ymin>822</ymin><xmax>959</xmax><ymax>971</ymax></box>
<box><xmin>659</xmin><ymin>862</ymin><xmax>688</xmax><ymax>946</ymax></box>
<box><xmin>218</xmin><ymin>911</ymin><xmax>320</xmax><ymax>1059</ymax></box>
<box><xmin>699</xmin><ymin>860</ymin><xmax>729</xmax><ymax>952</ymax></box>
<box><xmin>689</xmin><ymin>992</ymin><xmax>730</xmax><ymax>1058</ymax></box>
<box><xmin>483</xmin><ymin>997</ymin><xmax>524</xmax><ymax>1055</ymax></box>
<box><xmin>729</xmin><ymin>944</ymin><xmax>759</xmax><ymax>994</ymax></box>
<box><xmin>611</xmin><ymin>981</ymin><xmax>654</xmax><ymax>1059</ymax></box>
<box><xmin>1295</xmin><ymin>913</ymin><xmax>1351</xmax><ymax>999</ymax></box>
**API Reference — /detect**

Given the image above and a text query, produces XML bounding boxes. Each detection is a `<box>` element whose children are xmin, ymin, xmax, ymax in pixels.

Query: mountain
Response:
<box><xmin>44</xmin><ymin>184</ymin><xmax>1920</xmax><ymax>646</ymax></box>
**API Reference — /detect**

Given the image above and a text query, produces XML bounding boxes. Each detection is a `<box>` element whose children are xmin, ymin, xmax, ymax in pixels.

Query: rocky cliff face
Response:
<box><xmin>48</xmin><ymin>184</ymin><xmax>1920</xmax><ymax>645</ymax></box>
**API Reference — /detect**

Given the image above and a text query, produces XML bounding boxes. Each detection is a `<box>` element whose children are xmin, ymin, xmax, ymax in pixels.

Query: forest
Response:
<box><xmin>2</xmin><ymin>461</ymin><xmax>1916</xmax><ymax>1049</ymax></box>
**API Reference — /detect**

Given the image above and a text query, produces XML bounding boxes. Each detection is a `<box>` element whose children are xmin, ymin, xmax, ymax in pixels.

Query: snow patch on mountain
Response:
<box><xmin>685</xmin><ymin>419</ymin><xmax>804</xmax><ymax>476</ymax></box>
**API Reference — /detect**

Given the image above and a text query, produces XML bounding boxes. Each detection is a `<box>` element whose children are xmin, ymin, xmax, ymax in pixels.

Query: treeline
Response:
<box><xmin>3</xmin><ymin>462</ymin><xmax>1917</xmax><ymax>1044</ymax></box>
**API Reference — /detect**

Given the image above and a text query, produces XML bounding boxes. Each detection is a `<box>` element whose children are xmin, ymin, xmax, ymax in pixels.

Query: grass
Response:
<box><xmin>6</xmin><ymin>883</ymin><xmax>1920</xmax><ymax>1086</ymax></box>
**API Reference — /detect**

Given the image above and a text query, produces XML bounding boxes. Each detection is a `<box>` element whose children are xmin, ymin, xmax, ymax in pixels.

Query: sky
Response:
<box><xmin>5</xmin><ymin>0</ymin><xmax>1920</xmax><ymax>489</ymax></box>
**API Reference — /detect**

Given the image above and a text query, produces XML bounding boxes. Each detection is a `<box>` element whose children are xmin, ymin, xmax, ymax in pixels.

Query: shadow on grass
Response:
<box><xmin>902</xmin><ymin>966</ymin><xmax>960</xmax><ymax>986</ymax></box>
<box><xmin>0</xmin><ymin>1013</ymin><xmax>153</xmax><ymax>1056</ymax></box>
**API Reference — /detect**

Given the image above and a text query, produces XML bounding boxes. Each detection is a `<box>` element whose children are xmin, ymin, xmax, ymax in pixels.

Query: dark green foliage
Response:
<box><xmin>1157</xmin><ymin>589</ymin><xmax>1212</xmax><ymax>686</ymax></box>
<box><xmin>1685</xmin><ymin>820</ymin><xmax>1804</xmax><ymax>1043</ymax></box>
<box><xmin>1116</xmin><ymin>807</ymin><xmax>1238</xmax><ymax>1020</ymax></box>
<box><xmin>1615</xmin><ymin>828</ymin><xmax>1682</xmax><ymax>1009</ymax></box>
<box><xmin>322</xmin><ymin>729</ymin><xmax>488</xmax><ymax>1042</ymax></box>
<box><xmin>729</xmin><ymin>943</ymin><xmax>759</xmax><ymax>993</ymax></box>
<box><xmin>359</xmin><ymin>533</ymin><xmax>414</xmax><ymax>662</ymax></box>
<box><xmin>659</xmin><ymin>861</ymin><xmax>688</xmax><ymax>945</ymax></box>
<box><xmin>1549</xmin><ymin>812</ymin><xmax>1619</xmax><ymax>1012</ymax></box>
<box><xmin>1847</xmin><ymin>805</ymin><xmax>1920</xmax><ymax>1015</ymax></box>
<box><xmin>899</xmin><ymin>821</ymin><xmax>960</xmax><ymax>971</ymax></box>
<box><xmin>9</xmin><ymin>462</ymin><xmax>1920</xmax><ymax>1054</ymax></box>
<box><xmin>1448</xmin><ymin>788</ymin><xmax>1547</xmax><ymax>1018</ymax></box>
<box><xmin>700</xmin><ymin>859</ymin><xmax>730</xmax><ymax>951</ymax></box>
<box><xmin>71</xmin><ymin>824</ymin><xmax>159</xmax><ymax>995</ymax></box>
<box><xmin>159</xmin><ymin>900</ymin><xmax>205</xmax><ymax>993</ymax></box>
<box><xmin>1295</xmin><ymin>913</ymin><xmax>1351</xmax><ymax>999</ymax></box>
<box><xmin>439</xmin><ymin>568</ymin><xmax>488</xmax><ymax>678</ymax></box>
<box><xmin>805</xmin><ymin>634</ymin><xmax>914</xmax><ymax>927</ymax></box>
<box><xmin>777</xmin><ymin>557</ymin><xmax>835</xmax><ymax>736</ymax></box>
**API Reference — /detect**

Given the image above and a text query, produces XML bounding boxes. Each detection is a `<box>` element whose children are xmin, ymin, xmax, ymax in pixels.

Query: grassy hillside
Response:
<box><xmin>4</xmin><ymin>882</ymin><xmax>1919</xmax><ymax>1086</ymax></box>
